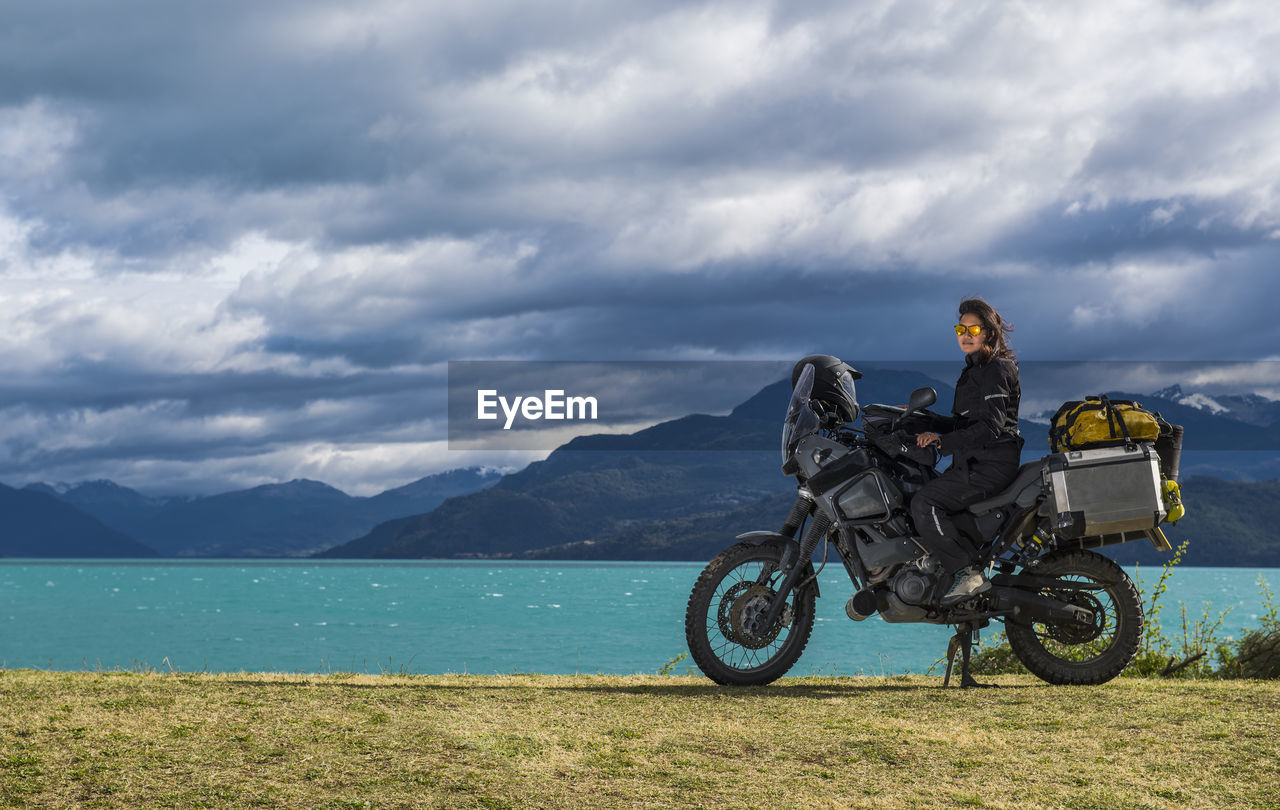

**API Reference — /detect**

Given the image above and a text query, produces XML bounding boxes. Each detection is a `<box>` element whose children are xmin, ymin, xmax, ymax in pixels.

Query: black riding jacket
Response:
<box><xmin>931</xmin><ymin>354</ymin><xmax>1023</xmax><ymax>471</ymax></box>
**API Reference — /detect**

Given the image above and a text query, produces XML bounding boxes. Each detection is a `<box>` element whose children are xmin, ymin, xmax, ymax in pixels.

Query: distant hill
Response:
<box><xmin>364</xmin><ymin>468</ymin><xmax>506</xmax><ymax>517</ymax></box>
<box><xmin>23</xmin><ymin>479</ymin><xmax>183</xmax><ymax>533</ymax></box>
<box><xmin>119</xmin><ymin>479</ymin><xmax>367</xmax><ymax>557</ymax></box>
<box><xmin>0</xmin><ymin>483</ymin><xmax>159</xmax><ymax>558</ymax></box>
<box><xmin>23</xmin><ymin>467</ymin><xmax>503</xmax><ymax>557</ymax></box>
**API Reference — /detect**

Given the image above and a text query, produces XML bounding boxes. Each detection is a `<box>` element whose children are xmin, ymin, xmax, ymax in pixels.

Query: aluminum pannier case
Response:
<box><xmin>1043</xmin><ymin>443</ymin><xmax>1166</xmax><ymax>539</ymax></box>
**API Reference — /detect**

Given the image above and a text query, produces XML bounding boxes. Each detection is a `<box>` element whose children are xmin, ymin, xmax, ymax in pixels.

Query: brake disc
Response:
<box><xmin>717</xmin><ymin>582</ymin><xmax>791</xmax><ymax>650</ymax></box>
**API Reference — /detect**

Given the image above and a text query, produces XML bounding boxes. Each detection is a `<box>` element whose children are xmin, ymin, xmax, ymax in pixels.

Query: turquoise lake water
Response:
<box><xmin>1</xmin><ymin>560</ymin><xmax>1275</xmax><ymax>677</ymax></box>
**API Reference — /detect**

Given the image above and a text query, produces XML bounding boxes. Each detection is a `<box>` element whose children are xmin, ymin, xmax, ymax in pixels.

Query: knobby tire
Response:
<box><xmin>1006</xmin><ymin>549</ymin><xmax>1144</xmax><ymax>685</ymax></box>
<box><xmin>685</xmin><ymin>541</ymin><xmax>817</xmax><ymax>686</ymax></box>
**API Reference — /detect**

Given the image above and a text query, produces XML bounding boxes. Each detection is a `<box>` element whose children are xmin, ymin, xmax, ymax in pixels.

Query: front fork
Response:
<box><xmin>747</xmin><ymin>490</ymin><xmax>826</xmax><ymax>637</ymax></box>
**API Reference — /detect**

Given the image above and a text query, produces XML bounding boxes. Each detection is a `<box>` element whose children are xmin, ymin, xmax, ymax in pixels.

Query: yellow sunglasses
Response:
<box><xmin>954</xmin><ymin>324</ymin><xmax>984</xmax><ymax>336</ymax></box>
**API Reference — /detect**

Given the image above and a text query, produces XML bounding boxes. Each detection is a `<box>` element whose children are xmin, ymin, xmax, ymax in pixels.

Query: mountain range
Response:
<box><xmin>4</xmin><ymin>372</ymin><xmax>1278</xmax><ymax>564</ymax></box>
<box><xmin>3</xmin><ymin>468</ymin><xmax>502</xmax><ymax>558</ymax></box>
<box><xmin>0</xmin><ymin>483</ymin><xmax>159</xmax><ymax>558</ymax></box>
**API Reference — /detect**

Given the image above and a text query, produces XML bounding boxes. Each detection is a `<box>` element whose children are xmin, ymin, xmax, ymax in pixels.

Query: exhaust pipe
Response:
<box><xmin>845</xmin><ymin>589</ymin><xmax>878</xmax><ymax>621</ymax></box>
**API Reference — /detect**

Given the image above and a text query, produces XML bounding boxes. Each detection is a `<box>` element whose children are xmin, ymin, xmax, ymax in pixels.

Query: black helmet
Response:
<box><xmin>791</xmin><ymin>354</ymin><xmax>861</xmax><ymax>422</ymax></box>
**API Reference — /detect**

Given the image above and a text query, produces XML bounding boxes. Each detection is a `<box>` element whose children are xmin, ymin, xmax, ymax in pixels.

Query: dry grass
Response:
<box><xmin>2</xmin><ymin>670</ymin><xmax>1278</xmax><ymax>809</ymax></box>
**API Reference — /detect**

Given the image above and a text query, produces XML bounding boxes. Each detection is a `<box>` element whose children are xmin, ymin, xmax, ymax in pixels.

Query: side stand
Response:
<box><xmin>943</xmin><ymin>626</ymin><xmax>997</xmax><ymax>689</ymax></box>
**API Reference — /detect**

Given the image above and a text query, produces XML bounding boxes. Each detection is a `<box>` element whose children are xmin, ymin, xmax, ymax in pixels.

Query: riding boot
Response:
<box><xmin>941</xmin><ymin>566</ymin><xmax>991</xmax><ymax>605</ymax></box>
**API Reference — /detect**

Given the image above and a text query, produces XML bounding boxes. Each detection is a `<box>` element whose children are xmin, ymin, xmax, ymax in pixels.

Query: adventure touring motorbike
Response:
<box><xmin>685</xmin><ymin>357</ymin><xmax>1185</xmax><ymax>688</ymax></box>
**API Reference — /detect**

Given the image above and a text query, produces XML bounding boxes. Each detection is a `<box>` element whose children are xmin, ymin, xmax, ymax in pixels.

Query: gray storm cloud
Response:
<box><xmin>1</xmin><ymin>0</ymin><xmax>1278</xmax><ymax>493</ymax></box>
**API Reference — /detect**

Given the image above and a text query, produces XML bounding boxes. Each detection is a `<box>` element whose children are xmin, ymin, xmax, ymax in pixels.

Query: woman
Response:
<box><xmin>911</xmin><ymin>298</ymin><xmax>1024</xmax><ymax>605</ymax></box>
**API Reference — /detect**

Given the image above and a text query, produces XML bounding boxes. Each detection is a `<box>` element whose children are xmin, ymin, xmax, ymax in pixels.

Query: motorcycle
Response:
<box><xmin>684</xmin><ymin>357</ymin><xmax>1181</xmax><ymax>688</ymax></box>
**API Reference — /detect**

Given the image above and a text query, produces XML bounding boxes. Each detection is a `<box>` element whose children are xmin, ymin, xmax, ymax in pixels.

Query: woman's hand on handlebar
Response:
<box><xmin>916</xmin><ymin>431</ymin><xmax>941</xmax><ymax>448</ymax></box>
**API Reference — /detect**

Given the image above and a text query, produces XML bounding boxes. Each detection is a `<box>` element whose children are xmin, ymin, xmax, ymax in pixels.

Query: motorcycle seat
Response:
<box><xmin>966</xmin><ymin>461</ymin><xmax>1044</xmax><ymax>515</ymax></box>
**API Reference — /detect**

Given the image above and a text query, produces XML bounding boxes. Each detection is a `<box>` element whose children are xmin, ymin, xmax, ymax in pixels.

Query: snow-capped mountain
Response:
<box><xmin>1150</xmin><ymin>385</ymin><xmax>1280</xmax><ymax>427</ymax></box>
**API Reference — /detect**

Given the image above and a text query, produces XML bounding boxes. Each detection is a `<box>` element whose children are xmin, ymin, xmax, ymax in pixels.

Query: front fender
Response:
<box><xmin>733</xmin><ymin>531</ymin><xmax>821</xmax><ymax>598</ymax></box>
<box><xmin>735</xmin><ymin>531</ymin><xmax>795</xmax><ymax>545</ymax></box>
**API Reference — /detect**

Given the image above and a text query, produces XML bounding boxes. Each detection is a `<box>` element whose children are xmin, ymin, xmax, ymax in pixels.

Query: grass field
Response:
<box><xmin>1</xmin><ymin>670</ymin><xmax>1277</xmax><ymax>809</ymax></box>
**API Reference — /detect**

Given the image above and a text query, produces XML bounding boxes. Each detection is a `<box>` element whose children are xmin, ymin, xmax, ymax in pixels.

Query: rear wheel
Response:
<box><xmin>1006</xmin><ymin>549</ymin><xmax>1143</xmax><ymax>685</ymax></box>
<box><xmin>685</xmin><ymin>541</ymin><xmax>817</xmax><ymax>686</ymax></box>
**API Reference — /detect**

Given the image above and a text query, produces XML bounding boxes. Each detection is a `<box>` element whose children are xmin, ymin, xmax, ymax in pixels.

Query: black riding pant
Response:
<box><xmin>910</xmin><ymin>460</ymin><xmax>1019</xmax><ymax>576</ymax></box>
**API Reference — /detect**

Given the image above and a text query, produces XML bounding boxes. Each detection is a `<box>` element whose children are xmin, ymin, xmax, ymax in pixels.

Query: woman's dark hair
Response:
<box><xmin>959</xmin><ymin>297</ymin><xmax>1015</xmax><ymax>362</ymax></box>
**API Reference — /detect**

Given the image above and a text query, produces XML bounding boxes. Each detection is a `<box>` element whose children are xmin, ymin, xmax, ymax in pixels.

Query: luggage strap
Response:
<box><xmin>1098</xmin><ymin>394</ymin><xmax>1134</xmax><ymax>447</ymax></box>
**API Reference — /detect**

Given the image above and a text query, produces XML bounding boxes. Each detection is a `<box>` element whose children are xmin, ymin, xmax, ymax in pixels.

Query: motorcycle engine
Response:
<box><xmin>890</xmin><ymin>563</ymin><xmax>938</xmax><ymax>606</ymax></box>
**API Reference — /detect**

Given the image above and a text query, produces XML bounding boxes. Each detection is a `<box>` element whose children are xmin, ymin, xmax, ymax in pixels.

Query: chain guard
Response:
<box><xmin>717</xmin><ymin>581</ymin><xmax>793</xmax><ymax>650</ymax></box>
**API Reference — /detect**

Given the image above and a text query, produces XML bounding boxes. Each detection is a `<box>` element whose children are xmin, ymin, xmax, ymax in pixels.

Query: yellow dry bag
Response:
<box><xmin>1048</xmin><ymin>395</ymin><xmax>1167</xmax><ymax>453</ymax></box>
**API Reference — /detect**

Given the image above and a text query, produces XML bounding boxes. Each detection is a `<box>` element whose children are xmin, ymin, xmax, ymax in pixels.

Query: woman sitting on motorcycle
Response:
<box><xmin>912</xmin><ymin>298</ymin><xmax>1024</xmax><ymax>605</ymax></box>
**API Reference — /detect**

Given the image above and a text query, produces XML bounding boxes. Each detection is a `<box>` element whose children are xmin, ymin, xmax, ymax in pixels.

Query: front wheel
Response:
<box><xmin>685</xmin><ymin>541</ymin><xmax>817</xmax><ymax>686</ymax></box>
<box><xmin>1006</xmin><ymin>549</ymin><xmax>1144</xmax><ymax>685</ymax></box>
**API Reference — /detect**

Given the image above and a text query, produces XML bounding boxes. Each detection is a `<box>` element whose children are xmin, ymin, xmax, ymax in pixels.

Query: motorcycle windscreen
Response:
<box><xmin>782</xmin><ymin>363</ymin><xmax>818</xmax><ymax>461</ymax></box>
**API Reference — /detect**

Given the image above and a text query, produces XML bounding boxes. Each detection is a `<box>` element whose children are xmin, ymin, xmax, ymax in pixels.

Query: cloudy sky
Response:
<box><xmin>2</xmin><ymin>0</ymin><xmax>1279</xmax><ymax>495</ymax></box>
